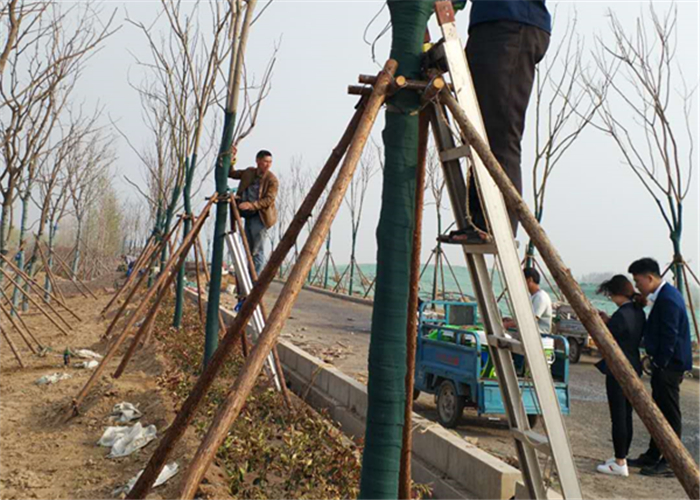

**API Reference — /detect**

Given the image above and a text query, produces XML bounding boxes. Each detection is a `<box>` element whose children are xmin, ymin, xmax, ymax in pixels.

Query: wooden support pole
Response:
<box><xmin>37</xmin><ymin>243</ymin><xmax>67</xmax><ymax>305</ymax></box>
<box><xmin>441</xmin><ymin>91</ymin><xmax>700</xmax><ymax>500</ymax></box>
<box><xmin>192</xmin><ymin>239</ymin><xmax>206</xmax><ymax>325</ymax></box>
<box><xmin>0</xmin><ymin>324</ymin><xmax>24</xmax><ymax>368</ymax></box>
<box><xmin>229</xmin><ymin>200</ymin><xmax>292</xmax><ymax>409</ymax></box>
<box><xmin>0</xmin><ymin>286</ymin><xmax>43</xmax><ymax>349</ymax></box>
<box><xmin>399</xmin><ymin>109</ymin><xmax>429</xmax><ymax>500</ymax></box>
<box><xmin>68</xmin><ymin>200</ymin><xmax>214</xmax><ymax>417</ymax></box>
<box><xmin>176</xmin><ymin>60</ymin><xmax>396</xmax><ymax>500</ymax></box>
<box><xmin>127</xmin><ymin>83</ymin><xmax>379</xmax><ymax>500</ymax></box>
<box><xmin>0</xmin><ymin>303</ymin><xmax>38</xmax><ymax>354</ymax></box>
<box><xmin>194</xmin><ymin>234</ymin><xmax>227</xmax><ymax>336</ymax></box>
<box><xmin>0</xmin><ymin>252</ymin><xmax>81</xmax><ymax>323</ymax></box>
<box><xmin>113</xmin><ymin>218</ymin><xmax>208</xmax><ymax>379</ymax></box>
<box><xmin>50</xmin><ymin>247</ymin><xmax>98</xmax><ymax>299</ymax></box>
<box><xmin>0</xmin><ymin>267</ymin><xmax>71</xmax><ymax>336</ymax></box>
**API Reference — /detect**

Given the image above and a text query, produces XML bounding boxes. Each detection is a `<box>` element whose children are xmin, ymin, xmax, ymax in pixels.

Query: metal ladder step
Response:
<box><xmin>438</xmin><ymin>240</ymin><xmax>497</xmax><ymax>254</ymax></box>
<box><xmin>511</xmin><ymin>429</ymin><xmax>553</xmax><ymax>456</ymax></box>
<box><xmin>487</xmin><ymin>335</ymin><xmax>525</xmax><ymax>355</ymax></box>
<box><xmin>439</xmin><ymin>144</ymin><xmax>471</xmax><ymax>163</ymax></box>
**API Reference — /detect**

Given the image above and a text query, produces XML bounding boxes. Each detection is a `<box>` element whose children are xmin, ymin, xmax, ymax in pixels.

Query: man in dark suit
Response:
<box><xmin>627</xmin><ymin>258</ymin><xmax>693</xmax><ymax>477</ymax></box>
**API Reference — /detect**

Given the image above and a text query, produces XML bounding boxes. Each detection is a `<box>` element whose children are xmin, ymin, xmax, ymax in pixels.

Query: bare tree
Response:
<box><xmin>339</xmin><ymin>148</ymin><xmax>378</xmax><ymax>296</ymax></box>
<box><xmin>28</xmin><ymin>109</ymin><xmax>98</xmax><ymax>299</ymax></box>
<box><xmin>0</xmin><ymin>1</ymin><xmax>117</xmax><ymax>258</ymax></box>
<box><xmin>67</xmin><ymin>130</ymin><xmax>116</xmax><ymax>277</ymax></box>
<box><xmin>526</xmin><ymin>10</ymin><xmax>600</xmax><ymax>269</ymax></box>
<box><xmin>587</xmin><ymin>4</ymin><xmax>696</xmax><ymax>299</ymax></box>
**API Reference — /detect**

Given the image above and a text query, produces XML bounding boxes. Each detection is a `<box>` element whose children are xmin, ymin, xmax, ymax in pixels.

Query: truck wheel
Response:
<box><xmin>568</xmin><ymin>339</ymin><xmax>582</xmax><ymax>364</ymax></box>
<box><xmin>436</xmin><ymin>380</ymin><xmax>464</xmax><ymax>429</ymax></box>
<box><xmin>527</xmin><ymin>414</ymin><xmax>540</xmax><ymax>428</ymax></box>
<box><xmin>413</xmin><ymin>388</ymin><xmax>421</xmax><ymax>401</ymax></box>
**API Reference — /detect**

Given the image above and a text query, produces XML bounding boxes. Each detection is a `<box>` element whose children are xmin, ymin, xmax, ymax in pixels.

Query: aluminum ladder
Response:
<box><xmin>224</xmin><ymin>231</ymin><xmax>282</xmax><ymax>391</ymax></box>
<box><xmin>425</xmin><ymin>2</ymin><xmax>582</xmax><ymax>498</ymax></box>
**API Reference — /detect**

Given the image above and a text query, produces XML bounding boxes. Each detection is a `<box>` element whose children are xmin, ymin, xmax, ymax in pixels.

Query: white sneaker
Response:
<box><xmin>597</xmin><ymin>461</ymin><xmax>629</xmax><ymax>477</ymax></box>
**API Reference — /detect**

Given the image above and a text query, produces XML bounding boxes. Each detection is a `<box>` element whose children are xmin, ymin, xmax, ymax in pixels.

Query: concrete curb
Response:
<box><xmin>184</xmin><ymin>288</ymin><xmax>559</xmax><ymax>499</ymax></box>
<box><xmin>273</xmin><ymin>278</ymin><xmax>375</xmax><ymax>307</ymax></box>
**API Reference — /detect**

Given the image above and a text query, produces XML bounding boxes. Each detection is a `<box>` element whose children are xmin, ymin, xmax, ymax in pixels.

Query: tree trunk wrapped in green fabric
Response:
<box><xmin>359</xmin><ymin>2</ymin><xmax>434</xmax><ymax>498</ymax></box>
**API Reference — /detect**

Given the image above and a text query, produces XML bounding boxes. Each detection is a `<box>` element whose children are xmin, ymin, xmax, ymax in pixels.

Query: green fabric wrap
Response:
<box><xmin>358</xmin><ymin>2</ymin><xmax>435</xmax><ymax>498</ymax></box>
<box><xmin>204</xmin><ymin>111</ymin><xmax>236</xmax><ymax>365</ymax></box>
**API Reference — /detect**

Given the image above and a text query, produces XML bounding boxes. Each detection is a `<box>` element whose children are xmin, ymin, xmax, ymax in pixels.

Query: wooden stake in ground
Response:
<box><xmin>0</xmin><ymin>252</ymin><xmax>81</xmax><ymax>323</ymax></box>
<box><xmin>228</xmin><ymin>199</ymin><xmax>291</xmax><ymax>409</ymax></box>
<box><xmin>0</xmin><ymin>267</ymin><xmax>71</xmax><ymax>336</ymax></box>
<box><xmin>192</xmin><ymin>236</ymin><xmax>206</xmax><ymax>325</ymax></box>
<box><xmin>194</xmin><ymin>234</ymin><xmax>227</xmax><ymax>336</ymax></box>
<box><xmin>176</xmin><ymin>61</ymin><xmax>396</xmax><ymax>500</ymax></box>
<box><xmin>68</xmin><ymin>200</ymin><xmax>214</xmax><ymax>417</ymax></box>
<box><xmin>0</xmin><ymin>303</ymin><xmax>38</xmax><ymax>354</ymax></box>
<box><xmin>50</xmin><ymin>247</ymin><xmax>98</xmax><ymax>300</ymax></box>
<box><xmin>399</xmin><ymin>109</ymin><xmax>429</xmax><ymax>500</ymax></box>
<box><xmin>0</xmin><ymin>287</ymin><xmax>43</xmax><ymax>349</ymax></box>
<box><xmin>441</xmin><ymin>91</ymin><xmax>700</xmax><ymax>500</ymax></box>
<box><xmin>0</xmin><ymin>324</ymin><xmax>24</xmax><ymax>368</ymax></box>
<box><xmin>37</xmin><ymin>243</ymin><xmax>68</xmax><ymax>305</ymax></box>
<box><xmin>127</xmin><ymin>84</ymin><xmax>378</xmax><ymax>500</ymax></box>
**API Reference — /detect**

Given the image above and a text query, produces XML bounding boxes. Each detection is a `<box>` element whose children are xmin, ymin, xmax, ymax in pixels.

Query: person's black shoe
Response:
<box><xmin>640</xmin><ymin>461</ymin><xmax>674</xmax><ymax>477</ymax></box>
<box><xmin>437</xmin><ymin>228</ymin><xmax>492</xmax><ymax>245</ymax></box>
<box><xmin>627</xmin><ymin>453</ymin><xmax>659</xmax><ymax>468</ymax></box>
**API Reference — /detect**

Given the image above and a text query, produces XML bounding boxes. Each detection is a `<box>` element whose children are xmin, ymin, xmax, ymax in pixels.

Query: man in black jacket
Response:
<box><xmin>627</xmin><ymin>258</ymin><xmax>693</xmax><ymax>477</ymax></box>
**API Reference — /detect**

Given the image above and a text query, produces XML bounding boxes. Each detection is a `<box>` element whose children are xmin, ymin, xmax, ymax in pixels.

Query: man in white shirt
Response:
<box><xmin>525</xmin><ymin>268</ymin><xmax>552</xmax><ymax>334</ymax></box>
<box><xmin>502</xmin><ymin>268</ymin><xmax>552</xmax><ymax>335</ymax></box>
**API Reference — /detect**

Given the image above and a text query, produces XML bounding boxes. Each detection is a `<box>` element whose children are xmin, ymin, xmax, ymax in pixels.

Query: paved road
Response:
<box><xmin>254</xmin><ymin>281</ymin><xmax>699</xmax><ymax>499</ymax></box>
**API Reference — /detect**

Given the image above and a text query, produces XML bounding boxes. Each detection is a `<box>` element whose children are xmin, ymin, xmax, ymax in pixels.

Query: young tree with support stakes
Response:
<box><xmin>204</xmin><ymin>0</ymin><xmax>278</xmax><ymax>366</ymax></box>
<box><xmin>127</xmin><ymin>0</ymin><xmax>237</xmax><ymax>328</ymax></box>
<box><xmin>586</xmin><ymin>4</ymin><xmax>697</xmax><ymax>339</ymax></box>
<box><xmin>342</xmin><ymin>147</ymin><xmax>378</xmax><ymax>296</ymax></box>
<box><xmin>359</xmin><ymin>2</ymin><xmax>435</xmax><ymax>497</ymax></box>
<box><xmin>0</xmin><ymin>1</ymin><xmax>117</xmax><ymax>273</ymax></box>
<box><xmin>29</xmin><ymin>107</ymin><xmax>101</xmax><ymax>300</ymax></box>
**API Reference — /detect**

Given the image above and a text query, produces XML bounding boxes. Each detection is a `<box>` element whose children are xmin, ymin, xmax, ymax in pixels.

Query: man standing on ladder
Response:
<box><xmin>229</xmin><ymin>149</ymin><xmax>279</xmax><ymax>275</ymax></box>
<box><xmin>443</xmin><ymin>0</ymin><xmax>551</xmax><ymax>244</ymax></box>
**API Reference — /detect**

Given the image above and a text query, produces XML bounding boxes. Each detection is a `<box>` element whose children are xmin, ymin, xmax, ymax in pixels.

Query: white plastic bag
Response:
<box><xmin>74</xmin><ymin>349</ymin><xmax>103</xmax><ymax>360</ymax></box>
<box><xmin>35</xmin><ymin>373</ymin><xmax>72</xmax><ymax>385</ymax></box>
<box><xmin>112</xmin><ymin>462</ymin><xmax>179</xmax><ymax>496</ymax></box>
<box><xmin>98</xmin><ymin>422</ymin><xmax>156</xmax><ymax>458</ymax></box>
<box><xmin>110</xmin><ymin>402</ymin><xmax>142</xmax><ymax>423</ymax></box>
<box><xmin>74</xmin><ymin>360</ymin><xmax>99</xmax><ymax>370</ymax></box>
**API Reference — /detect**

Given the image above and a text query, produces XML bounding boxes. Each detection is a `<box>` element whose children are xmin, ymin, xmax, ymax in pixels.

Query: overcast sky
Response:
<box><xmin>69</xmin><ymin>0</ymin><xmax>699</xmax><ymax>279</ymax></box>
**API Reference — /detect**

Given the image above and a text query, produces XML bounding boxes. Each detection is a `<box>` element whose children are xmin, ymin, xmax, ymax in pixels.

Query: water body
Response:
<box><xmin>313</xmin><ymin>263</ymin><xmax>700</xmax><ymax>334</ymax></box>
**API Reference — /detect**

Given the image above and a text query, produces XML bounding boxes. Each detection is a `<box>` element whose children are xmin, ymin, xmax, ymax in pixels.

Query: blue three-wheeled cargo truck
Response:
<box><xmin>413</xmin><ymin>300</ymin><xmax>571</xmax><ymax>428</ymax></box>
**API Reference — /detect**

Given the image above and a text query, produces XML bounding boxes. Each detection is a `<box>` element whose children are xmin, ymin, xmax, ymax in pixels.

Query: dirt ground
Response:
<box><xmin>0</xmin><ymin>277</ymin><xmax>229</xmax><ymax>500</ymax></box>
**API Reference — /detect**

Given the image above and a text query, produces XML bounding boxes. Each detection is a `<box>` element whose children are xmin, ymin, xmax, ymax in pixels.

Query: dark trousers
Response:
<box><xmin>647</xmin><ymin>368</ymin><xmax>684</xmax><ymax>461</ymax></box>
<box><xmin>606</xmin><ymin>375</ymin><xmax>634</xmax><ymax>459</ymax></box>
<box><xmin>466</xmin><ymin>21</ymin><xmax>550</xmax><ymax>235</ymax></box>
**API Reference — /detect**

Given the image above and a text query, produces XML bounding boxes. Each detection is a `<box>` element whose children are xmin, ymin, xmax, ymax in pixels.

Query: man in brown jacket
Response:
<box><xmin>229</xmin><ymin>149</ymin><xmax>278</xmax><ymax>275</ymax></box>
